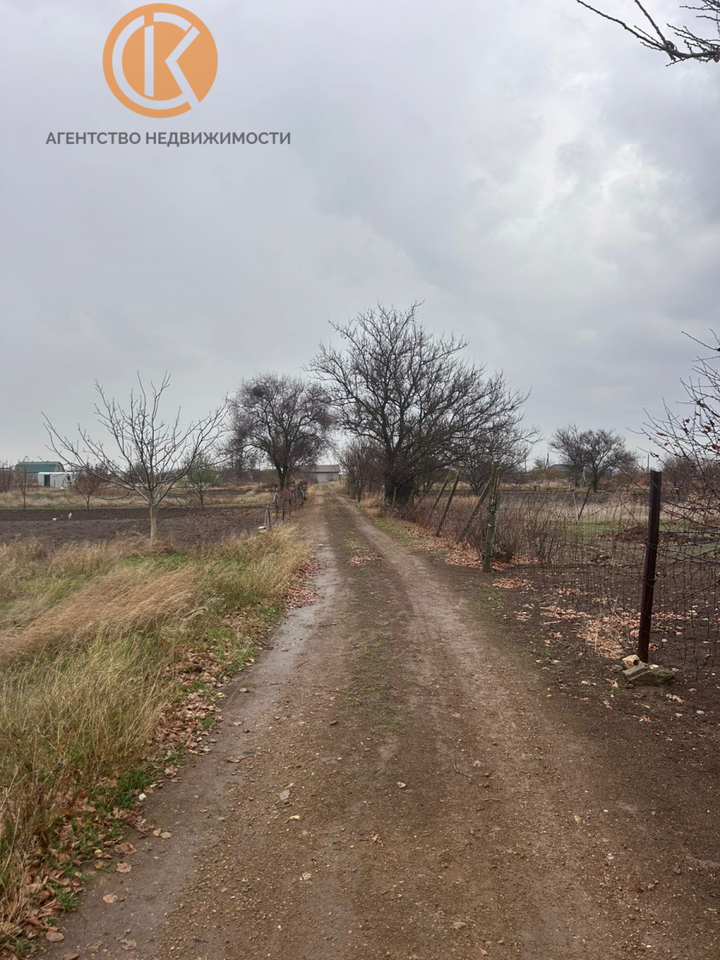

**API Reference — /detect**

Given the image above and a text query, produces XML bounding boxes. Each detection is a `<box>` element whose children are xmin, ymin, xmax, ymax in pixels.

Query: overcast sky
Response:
<box><xmin>1</xmin><ymin>0</ymin><xmax>719</xmax><ymax>463</ymax></box>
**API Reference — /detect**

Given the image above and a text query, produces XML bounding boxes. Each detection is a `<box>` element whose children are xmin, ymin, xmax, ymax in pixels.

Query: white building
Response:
<box><xmin>310</xmin><ymin>464</ymin><xmax>341</xmax><ymax>483</ymax></box>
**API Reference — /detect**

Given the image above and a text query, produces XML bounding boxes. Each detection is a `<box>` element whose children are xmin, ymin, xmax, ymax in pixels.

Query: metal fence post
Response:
<box><xmin>638</xmin><ymin>470</ymin><xmax>662</xmax><ymax>663</ymax></box>
<box><xmin>482</xmin><ymin>461</ymin><xmax>502</xmax><ymax>574</ymax></box>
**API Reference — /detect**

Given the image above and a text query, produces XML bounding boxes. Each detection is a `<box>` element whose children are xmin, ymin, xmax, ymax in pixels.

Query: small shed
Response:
<box><xmin>37</xmin><ymin>472</ymin><xmax>69</xmax><ymax>488</ymax></box>
<box><xmin>310</xmin><ymin>464</ymin><xmax>341</xmax><ymax>484</ymax></box>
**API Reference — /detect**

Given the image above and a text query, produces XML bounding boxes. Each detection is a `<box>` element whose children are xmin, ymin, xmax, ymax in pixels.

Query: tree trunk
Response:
<box><xmin>384</xmin><ymin>476</ymin><xmax>415</xmax><ymax>504</ymax></box>
<box><xmin>149</xmin><ymin>502</ymin><xmax>158</xmax><ymax>541</ymax></box>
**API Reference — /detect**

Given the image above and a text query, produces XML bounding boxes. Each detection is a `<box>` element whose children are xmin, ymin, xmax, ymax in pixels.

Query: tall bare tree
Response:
<box><xmin>229</xmin><ymin>374</ymin><xmax>332</xmax><ymax>490</ymax></box>
<box><xmin>576</xmin><ymin>0</ymin><xmax>720</xmax><ymax>62</ymax></box>
<box><xmin>45</xmin><ymin>374</ymin><xmax>225</xmax><ymax>540</ymax></box>
<box><xmin>550</xmin><ymin>425</ymin><xmax>636</xmax><ymax>492</ymax></box>
<box><xmin>312</xmin><ymin>304</ymin><xmax>528</xmax><ymax>503</ymax></box>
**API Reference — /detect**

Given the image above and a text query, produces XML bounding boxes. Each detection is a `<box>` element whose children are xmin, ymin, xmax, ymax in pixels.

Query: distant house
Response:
<box><xmin>548</xmin><ymin>463</ymin><xmax>573</xmax><ymax>475</ymax></box>
<box><xmin>15</xmin><ymin>461</ymin><xmax>69</xmax><ymax>488</ymax></box>
<box><xmin>309</xmin><ymin>464</ymin><xmax>341</xmax><ymax>484</ymax></box>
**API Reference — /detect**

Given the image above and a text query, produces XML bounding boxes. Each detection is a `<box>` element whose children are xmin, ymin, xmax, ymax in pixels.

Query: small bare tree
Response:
<box><xmin>45</xmin><ymin>375</ymin><xmax>225</xmax><ymax>540</ymax></box>
<box><xmin>70</xmin><ymin>465</ymin><xmax>105</xmax><ymax>510</ymax></box>
<box><xmin>463</xmin><ymin>418</ymin><xmax>537</xmax><ymax>495</ymax></box>
<box><xmin>0</xmin><ymin>461</ymin><xmax>14</xmax><ymax>494</ymax></box>
<box><xmin>184</xmin><ymin>455</ymin><xmax>220</xmax><ymax>508</ymax></box>
<box><xmin>15</xmin><ymin>461</ymin><xmax>32</xmax><ymax>510</ymax></box>
<box><xmin>576</xmin><ymin>1</ymin><xmax>720</xmax><ymax>63</ymax></box>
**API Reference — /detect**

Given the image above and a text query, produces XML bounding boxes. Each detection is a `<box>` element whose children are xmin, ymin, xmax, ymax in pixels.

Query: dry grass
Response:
<box><xmin>0</xmin><ymin>538</ymin><xmax>174</xmax><ymax>638</ymax></box>
<box><xmin>0</xmin><ymin>565</ymin><xmax>202</xmax><ymax>665</ymax></box>
<box><xmin>0</xmin><ymin>525</ymin><xmax>309</xmax><ymax>946</ymax></box>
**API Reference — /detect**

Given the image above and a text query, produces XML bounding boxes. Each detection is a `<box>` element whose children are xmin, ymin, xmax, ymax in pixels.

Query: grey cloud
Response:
<box><xmin>0</xmin><ymin>0</ymin><xmax>718</xmax><ymax>459</ymax></box>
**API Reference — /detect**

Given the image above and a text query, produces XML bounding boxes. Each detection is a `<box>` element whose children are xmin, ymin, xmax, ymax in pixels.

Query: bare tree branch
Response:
<box><xmin>576</xmin><ymin>0</ymin><xmax>720</xmax><ymax>62</ymax></box>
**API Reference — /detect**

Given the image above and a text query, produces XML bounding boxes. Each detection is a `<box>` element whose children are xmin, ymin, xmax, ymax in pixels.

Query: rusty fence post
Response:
<box><xmin>638</xmin><ymin>470</ymin><xmax>662</xmax><ymax>663</ymax></box>
<box><xmin>482</xmin><ymin>461</ymin><xmax>502</xmax><ymax>574</ymax></box>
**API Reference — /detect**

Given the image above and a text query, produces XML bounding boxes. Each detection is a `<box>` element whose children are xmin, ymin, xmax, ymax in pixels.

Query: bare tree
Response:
<box><xmin>463</xmin><ymin>418</ymin><xmax>537</xmax><ymax>495</ymax></box>
<box><xmin>644</xmin><ymin>333</ymin><xmax>720</xmax><ymax>508</ymax></box>
<box><xmin>45</xmin><ymin>374</ymin><xmax>225</xmax><ymax>540</ymax></box>
<box><xmin>0</xmin><ymin>461</ymin><xmax>14</xmax><ymax>494</ymax></box>
<box><xmin>229</xmin><ymin>374</ymin><xmax>333</xmax><ymax>490</ymax></box>
<box><xmin>69</xmin><ymin>465</ymin><xmax>105</xmax><ymax>510</ymax></box>
<box><xmin>312</xmin><ymin>303</ymin><xmax>528</xmax><ymax>503</ymax></box>
<box><xmin>550</xmin><ymin>424</ymin><xmax>637</xmax><ymax>492</ymax></box>
<box><xmin>15</xmin><ymin>461</ymin><xmax>33</xmax><ymax>510</ymax></box>
<box><xmin>339</xmin><ymin>440</ymin><xmax>384</xmax><ymax>501</ymax></box>
<box><xmin>576</xmin><ymin>0</ymin><xmax>720</xmax><ymax>63</ymax></box>
<box><xmin>184</xmin><ymin>455</ymin><xmax>220</xmax><ymax>508</ymax></box>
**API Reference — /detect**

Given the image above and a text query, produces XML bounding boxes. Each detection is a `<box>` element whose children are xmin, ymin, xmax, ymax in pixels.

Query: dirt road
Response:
<box><xmin>46</xmin><ymin>493</ymin><xmax>720</xmax><ymax>960</ymax></box>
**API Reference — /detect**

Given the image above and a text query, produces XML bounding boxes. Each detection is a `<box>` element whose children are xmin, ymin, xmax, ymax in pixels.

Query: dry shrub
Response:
<box><xmin>355</xmin><ymin>490</ymin><xmax>385</xmax><ymax>518</ymax></box>
<box><xmin>205</xmin><ymin>525</ymin><xmax>309</xmax><ymax>603</ymax></box>
<box><xmin>492</xmin><ymin>496</ymin><xmax>563</xmax><ymax>563</ymax></box>
<box><xmin>577</xmin><ymin>613</ymin><xmax>629</xmax><ymax>659</ymax></box>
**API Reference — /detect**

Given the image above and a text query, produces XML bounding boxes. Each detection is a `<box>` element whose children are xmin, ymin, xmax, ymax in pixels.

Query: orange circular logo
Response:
<box><xmin>103</xmin><ymin>4</ymin><xmax>218</xmax><ymax>118</ymax></box>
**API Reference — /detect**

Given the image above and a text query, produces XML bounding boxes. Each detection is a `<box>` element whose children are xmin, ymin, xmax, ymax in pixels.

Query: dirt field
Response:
<box><xmin>0</xmin><ymin>505</ymin><xmax>267</xmax><ymax>547</ymax></box>
<box><xmin>37</xmin><ymin>490</ymin><xmax>720</xmax><ymax>960</ymax></box>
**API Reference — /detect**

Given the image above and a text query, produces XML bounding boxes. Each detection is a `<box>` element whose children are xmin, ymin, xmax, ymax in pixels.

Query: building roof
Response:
<box><xmin>313</xmin><ymin>464</ymin><xmax>341</xmax><ymax>473</ymax></box>
<box><xmin>15</xmin><ymin>461</ymin><xmax>64</xmax><ymax>473</ymax></box>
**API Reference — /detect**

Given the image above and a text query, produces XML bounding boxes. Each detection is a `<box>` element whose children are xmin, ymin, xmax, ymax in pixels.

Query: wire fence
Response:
<box><xmin>261</xmin><ymin>482</ymin><xmax>308</xmax><ymax>530</ymax></box>
<box><xmin>407</xmin><ymin>479</ymin><xmax>720</xmax><ymax>678</ymax></box>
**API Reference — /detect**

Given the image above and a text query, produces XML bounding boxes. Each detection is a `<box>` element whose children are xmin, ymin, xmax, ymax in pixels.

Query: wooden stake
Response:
<box><xmin>482</xmin><ymin>461</ymin><xmax>502</xmax><ymax>573</ymax></box>
<box><xmin>457</xmin><ymin>477</ymin><xmax>492</xmax><ymax>544</ymax></box>
<box><xmin>428</xmin><ymin>470</ymin><xmax>453</xmax><ymax>519</ymax></box>
<box><xmin>435</xmin><ymin>470</ymin><xmax>461</xmax><ymax>537</ymax></box>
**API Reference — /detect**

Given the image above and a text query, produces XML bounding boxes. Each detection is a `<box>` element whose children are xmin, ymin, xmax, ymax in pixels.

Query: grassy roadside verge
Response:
<box><xmin>0</xmin><ymin>527</ymin><xmax>309</xmax><ymax>955</ymax></box>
